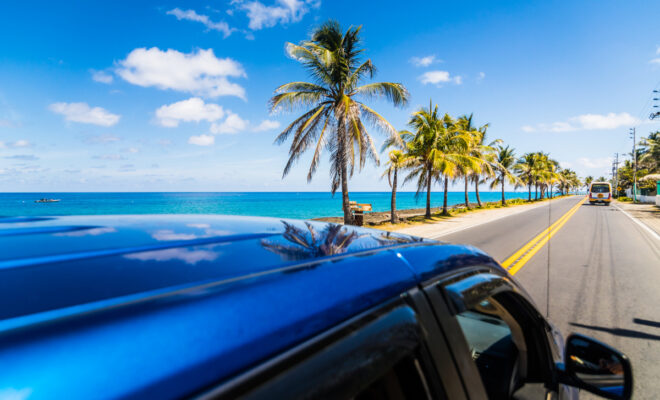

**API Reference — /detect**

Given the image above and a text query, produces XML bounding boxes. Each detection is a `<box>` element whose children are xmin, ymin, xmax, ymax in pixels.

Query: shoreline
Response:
<box><xmin>313</xmin><ymin>195</ymin><xmax>572</xmax><ymax>229</ymax></box>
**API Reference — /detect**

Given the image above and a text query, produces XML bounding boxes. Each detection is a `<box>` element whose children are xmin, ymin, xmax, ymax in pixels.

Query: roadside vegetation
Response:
<box><xmin>274</xmin><ymin>20</ymin><xmax>586</xmax><ymax>226</ymax></box>
<box><xmin>615</xmin><ymin>131</ymin><xmax>660</xmax><ymax>197</ymax></box>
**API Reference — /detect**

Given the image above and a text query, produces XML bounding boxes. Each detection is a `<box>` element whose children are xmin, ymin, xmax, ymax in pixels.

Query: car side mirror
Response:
<box><xmin>560</xmin><ymin>333</ymin><xmax>633</xmax><ymax>400</ymax></box>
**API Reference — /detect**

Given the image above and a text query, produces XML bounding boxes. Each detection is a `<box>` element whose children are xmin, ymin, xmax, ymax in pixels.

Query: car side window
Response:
<box><xmin>455</xmin><ymin>297</ymin><xmax>525</xmax><ymax>398</ymax></box>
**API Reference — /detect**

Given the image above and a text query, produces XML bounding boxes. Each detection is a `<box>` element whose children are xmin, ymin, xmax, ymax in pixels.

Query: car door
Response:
<box><xmin>196</xmin><ymin>291</ymin><xmax>468</xmax><ymax>399</ymax></box>
<box><xmin>422</xmin><ymin>269</ymin><xmax>566</xmax><ymax>400</ymax></box>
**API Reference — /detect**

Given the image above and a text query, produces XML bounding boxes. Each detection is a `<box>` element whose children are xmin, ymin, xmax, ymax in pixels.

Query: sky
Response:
<box><xmin>0</xmin><ymin>0</ymin><xmax>659</xmax><ymax>192</ymax></box>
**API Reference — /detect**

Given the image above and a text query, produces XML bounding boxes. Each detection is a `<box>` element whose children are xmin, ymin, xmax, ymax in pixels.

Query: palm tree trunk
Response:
<box><xmin>391</xmin><ymin>167</ymin><xmax>398</xmax><ymax>224</ymax></box>
<box><xmin>425</xmin><ymin>166</ymin><xmax>432</xmax><ymax>219</ymax></box>
<box><xmin>528</xmin><ymin>181</ymin><xmax>532</xmax><ymax>202</ymax></box>
<box><xmin>442</xmin><ymin>176</ymin><xmax>449</xmax><ymax>215</ymax></box>
<box><xmin>475</xmin><ymin>178</ymin><xmax>482</xmax><ymax>207</ymax></box>
<box><xmin>464</xmin><ymin>177</ymin><xmax>470</xmax><ymax>209</ymax></box>
<box><xmin>501</xmin><ymin>175</ymin><xmax>506</xmax><ymax>206</ymax></box>
<box><xmin>338</xmin><ymin>132</ymin><xmax>354</xmax><ymax>225</ymax></box>
<box><xmin>534</xmin><ymin>183</ymin><xmax>538</xmax><ymax>200</ymax></box>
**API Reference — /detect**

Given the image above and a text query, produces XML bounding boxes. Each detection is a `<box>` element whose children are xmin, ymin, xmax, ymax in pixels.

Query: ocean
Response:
<box><xmin>0</xmin><ymin>192</ymin><xmax>532</xmax><ymax>219</ymax></box>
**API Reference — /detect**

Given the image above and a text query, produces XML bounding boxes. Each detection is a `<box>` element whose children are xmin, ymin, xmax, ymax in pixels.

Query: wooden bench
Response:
<box><xmin>349</xmin><ymin>201</ymin><xmax>372</xmax><ymax>226</ymax></box>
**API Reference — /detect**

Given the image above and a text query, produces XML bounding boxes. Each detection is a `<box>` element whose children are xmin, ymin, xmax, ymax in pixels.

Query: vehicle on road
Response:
<box><xmin>588</xmin><ymin>182</ymin><xmax>612</xmax><ymax>205</ymax></box>
<box><xmin>0</xmin><ymin>216</ymin><xmax>632</xmax><ymax>399</ymax></box>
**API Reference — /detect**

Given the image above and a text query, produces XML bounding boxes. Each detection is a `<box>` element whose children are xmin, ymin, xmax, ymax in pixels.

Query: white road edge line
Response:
<box><xmin>612</xmin><ymin>203</ymin><xmax>660</xmax><ymax>242</ymax></box>
<box><xmin>430</xmin><ymin>197</ymin><xmax>576</xmax><ymax>239</ymax></box>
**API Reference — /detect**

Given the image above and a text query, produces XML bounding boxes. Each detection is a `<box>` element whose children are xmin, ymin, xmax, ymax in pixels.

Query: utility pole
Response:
<box><xmin>613</xmin><ymin>153</ymin><xmax>619</xmax><ymax>198</ymax></box>
<box><xmin>630</xmin><ymin>128</ymin><xmax>637</xmax><ymax>203</ymax></box>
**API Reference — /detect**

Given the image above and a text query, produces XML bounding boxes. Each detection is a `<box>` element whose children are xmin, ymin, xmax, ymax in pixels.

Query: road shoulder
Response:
<box><xmin>612</xmin><ymin>201</ymin><xmax>660</xmax><ymax>240</ymax></box>
<box><xmin>394</xmin><ymin>196</ymin><xmax>579</xmax><ymax>239</ymax></box>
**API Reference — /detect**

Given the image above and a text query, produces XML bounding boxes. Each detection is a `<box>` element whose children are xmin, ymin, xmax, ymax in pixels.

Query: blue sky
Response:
<box><xmin>1</xmin><ymin>0</ymin><xmax>659</xmax><ymax>192</ymax></box>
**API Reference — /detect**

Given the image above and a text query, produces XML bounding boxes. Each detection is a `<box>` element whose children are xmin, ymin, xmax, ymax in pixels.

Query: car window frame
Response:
<box><xmin>195</xmin><ymin>291</ymin><xmax>466</xmax><ymax>399</ymax></box>
<box><xmin>421</xmin><ymin>266</ymin><xmax>559</xmax><ymax>398</ymax></box>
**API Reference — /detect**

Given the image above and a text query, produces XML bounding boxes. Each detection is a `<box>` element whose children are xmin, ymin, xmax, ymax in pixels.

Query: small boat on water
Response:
<box><xmin>35</xmin><ymin>198</ymin><xmax>60</xmax><ymax>203</ymax></box>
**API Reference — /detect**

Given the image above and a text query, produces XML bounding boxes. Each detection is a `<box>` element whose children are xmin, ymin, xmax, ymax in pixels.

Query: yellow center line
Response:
<box><xmin>502</xmin><ymin>197</ymin><xmax>587</xmax><ymax>275</ymax></box>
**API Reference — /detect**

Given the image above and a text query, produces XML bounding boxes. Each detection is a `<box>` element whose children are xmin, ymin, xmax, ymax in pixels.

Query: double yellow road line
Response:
<box><xmin>502</xmin><ymin>197</ymin><xmax>586</xmax><ymax>275</ymax></box>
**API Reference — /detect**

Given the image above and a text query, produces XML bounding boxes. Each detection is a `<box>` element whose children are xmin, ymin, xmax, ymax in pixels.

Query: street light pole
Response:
<box><xmin>630</xmin><ymin>128</ymin><xmax>636</xmax><ymax>203</ymax></box>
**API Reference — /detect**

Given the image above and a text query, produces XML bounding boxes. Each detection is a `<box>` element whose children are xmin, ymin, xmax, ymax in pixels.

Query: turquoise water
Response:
<box><xmin>0</xmin><ymin>192</ymin><xmax>532</xmax><ymax>219</ymax></box>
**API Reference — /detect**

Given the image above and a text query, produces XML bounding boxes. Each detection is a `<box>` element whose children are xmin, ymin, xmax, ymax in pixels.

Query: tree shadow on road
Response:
<box><xmin>569</xmin><ymin>322</ymin><xmax>660</xmax><ymax>341</ymax></box>
<box><xmin>632</xmin><ymin>318</ymin><xmax>660</xmax><ymax>329</ymax></box>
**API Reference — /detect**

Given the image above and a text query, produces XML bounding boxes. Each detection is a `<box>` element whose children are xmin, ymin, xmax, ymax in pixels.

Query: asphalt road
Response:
<box><xmin>440</xmin><ymin>195</ymin><xmax>660</xmax><ymax>399</ymax></box>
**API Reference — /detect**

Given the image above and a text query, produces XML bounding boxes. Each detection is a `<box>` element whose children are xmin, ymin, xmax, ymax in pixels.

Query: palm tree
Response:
<box><xmin>490</xmin><ymin>145</ymin><xmax>519</xmax><ymax>206</ymax></box>
<box><xmin>455</xmin><ymin>114</ymin><xmax>492</xmax><ymax>209</ymax></box>
<box><xmin>466</xmin><ymin>119</ymin><xmax>499</xmax><ymax>207</ymax></box>
<box><xmin>584</xmin><ymin>176</ymin><xmax>594</xmax><ymax>191</ymax></box>
<box><xmin>514</xmin><ymin>153</ymin><xmax>540</xmax><ymax>201</ymax></box>
<box><xmin>270</xmin><ymin>21</ymin><xmax>409</xmax><ymax>225</ymax></box>
<box><xmin>557</xmin><ymin>169</ymin><xmax>580</xmax><ymax>194</ymax></box>
<box><xmin>405</xmin><ymin>106</ymin><xmax>481</xmax><ymax>217</ymax></box>
<box><xmin>639</xmin><ymin>131</ymin><xmax>660</xmax><ymax>173</ymax></box>
<box><xmin>381</xmin><ymin>131</ymin><xmax>413</xmax><ymax>223</ymax></box>
<box><xmin>545</xmin><ymin>158</ymin><xmax>561</xmax><ymax>198</ymax></box>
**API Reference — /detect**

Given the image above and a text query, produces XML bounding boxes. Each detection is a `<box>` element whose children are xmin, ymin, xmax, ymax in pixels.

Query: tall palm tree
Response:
<box><xmin>270</xmin><ymin>21</ymin><xmax>409</xmax><ymax>225</ymax></box>
<box><xmin>405</xmin><ymin>105</ymin><xmax>481</xmax><ymax>217</ymax></box>
<box><xmin>639</xmin><ymin>131</ymin><xmax>660</xmax><ymax>173</ymax></box>
<box><xmin>584</xmin><ymin>176</ymin><xmax>594</xmax><ymax>190</ymax></box>
<box><xmin>545</xmin><ymin>158</ymin><xmax>561</xmax><ymax>198</ymax></box>
<box><xmin>381</xmin><ymin>131</ymin><xmax>413</xmax><ymax>224</ymax></box>
<box><xmin>465</xmin><ymin>118</ymin><xmax>499</xmax><ymax>207</ymax></box>
<box><xmin>514</xmin><ymin>153</ymin><xmax>540</xmax><ymax>201</ymax></box>
<box><xmin>490</xmin><ymin>145</ymin><xmax>519</xmax><ymax>206</ymax></box>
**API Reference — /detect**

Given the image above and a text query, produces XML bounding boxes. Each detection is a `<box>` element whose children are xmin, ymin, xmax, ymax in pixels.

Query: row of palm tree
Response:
<box><xmin>272</xmin><ymin>20</ymin><xmax>584</xmax><ymax>225</ymax></box>
<box><xmin>380</xmin><ymin>108</ymin><xmax>583</xmax><ymax>223</ymax></box>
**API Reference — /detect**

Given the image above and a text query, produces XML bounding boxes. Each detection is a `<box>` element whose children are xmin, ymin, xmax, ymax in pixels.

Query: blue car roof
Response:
<box><xmin>0</xmin><ymin>215</ymin><xmax>497</xmax><ymax>399</ymax></box>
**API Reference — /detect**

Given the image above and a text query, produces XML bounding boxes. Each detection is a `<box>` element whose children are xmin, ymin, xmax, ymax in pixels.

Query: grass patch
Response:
<box><xmin>616</xmin><ymin>196</ymin><xmax>633</xmax><ymax>203</ymax></box>
<box><xmin>372</xmin><ymin>195</ymin><xmax>570</xmax><ymax>231</ymax></box>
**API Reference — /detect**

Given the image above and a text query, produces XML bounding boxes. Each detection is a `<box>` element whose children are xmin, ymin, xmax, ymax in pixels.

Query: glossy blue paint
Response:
<box><xmin>0</xmin><ymin>215</ymin><xmax>501</xmax><ymax>399</ymax></box>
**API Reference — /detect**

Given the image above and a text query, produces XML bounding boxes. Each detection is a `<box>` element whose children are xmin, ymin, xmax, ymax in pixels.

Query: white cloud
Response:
<box><xmin>155</xmin><ymin>97</ymin><xmax>225</xmax><ymax>127</ymax></box>
<box><xmin>188</xmin><ymin>134</ymin><xmax>215</xmax><ymax>146</ymax></box>
<box><xmin>84</xmin><ymin>134</ymin><xmax>120</xmax><ymax>144</ymax></box>
<box><xmin>210</xmin><ymin>111</ymin><xmax>249</xmax><ymax>134</ymax></box>
<box><xmin>116</xmin><ymin>47</ymin><xmax>247</xmax><ymax>99</ymax></box>
<box><xmin>5</xmin><ymin>155</ymin><xmax>38</xmax><ymax>161</ymax></box>
<box><xmin>419</xmin><ymin>70</ymin><xmax>462</xmax><ymax>86</ymax></box>
<box><xmin>575</xmin><ymin>157</ymin><xmax>612</xmax><ymax>169</ymax></box>
<box><xmin>91</xmin><ymin>70</ymin><xmax>113</xmax><ymax>84</ymax></box>
<box><xmin>477</xmin><ymin>72</ymin><xmax>485</xmax><ymax>81</ymax></box>
<box><xmin>11</xmin><ymin>140</ymin><xmax>31</xmax><ymax>148</ymax></box>
<box><xmin>166</xmin><ymin>8</ymin><xmax>235</xmax><ymax>38</ymax></box>
<box><xmin>253</xmin><ymin>119</ymin><xmax>280</xmax><ymax>131</ymax></box>
<box><xmin>523</xmin><ymin>112</ymin><xmax>639</xmax><ymax>132</ymax></box>
<box><xmin>93</xmin><ymin>154</ymin><xmax>126</xmax><ymax>160</ymax></box>
<box><xmin>234</xmin><ymin>0</ymin><xmax>318</xmax><ymax>30</ymax></box>
<box><xmin>410</xmin><ymin>55</ymin><xmax>437</xmax><ymax>67</ymax></box>
<box><xmin>49</xmin><ymin>102</ymin><xmax>120</xmax><ymax>127</ymax></box>
<box><xmin>125</xmin><ymin>147</ymin><xmax>139</xmax><ymax>153</ymax></box>
<box><xmin>0</xmin><ymin>140</ymin><xmax>31</xmax><ymax>149</ymax></box>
